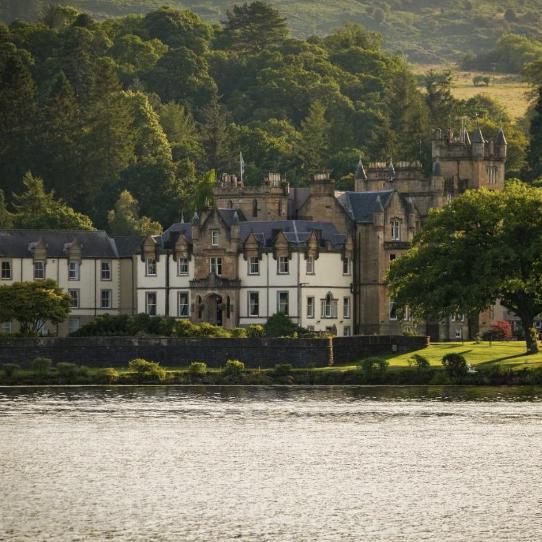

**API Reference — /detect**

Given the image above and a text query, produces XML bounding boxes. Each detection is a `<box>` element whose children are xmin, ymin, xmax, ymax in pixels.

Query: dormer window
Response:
<box><xmin>68</xmin><ymin>261</ymin><xmax>79</xmax><ymax>281</ymax></box>
<box><xmin>391</xmin><ymin>219</ymin><xmax>401</xmax><ymax>241</ymax></box>
<box><xmin>211</xmin><ymin>230</ymin><xmax>219</xmax><ymax>247</ymax></box>
<box><xmin>145</xmin><ymin>257</ymin><xmax>157</xmax><ymax>276</ymax></box>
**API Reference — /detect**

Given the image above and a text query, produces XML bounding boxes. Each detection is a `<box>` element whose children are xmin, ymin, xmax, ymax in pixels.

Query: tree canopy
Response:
<box><xmin>388</xmin><ymin>182</ymin><xmax>542</xmax><ymax>353</ymax></box>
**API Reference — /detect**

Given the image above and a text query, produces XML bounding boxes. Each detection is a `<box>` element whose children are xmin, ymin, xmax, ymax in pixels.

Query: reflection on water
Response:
<box><xmin>1</xmin><ymin>386</ymin><xmax>542</xmax><ymax>541</ymax></box>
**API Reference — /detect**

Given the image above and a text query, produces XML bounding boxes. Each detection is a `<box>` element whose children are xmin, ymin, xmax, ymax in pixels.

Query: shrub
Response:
<box><xmin>56</xmin><ymin>362</ymin><xmax>80</xmax><ymax>379</ymax></box>
<box><xmin>442</xmin><ymin>353</ymin><xmax>468</xmax><ymax>380</ymax></box>
<box><xmin>230</xmin><ymin>327</ymin><xmax>248</xmax><ymax>338</ymax></box>
<box><xmin>223</xmin><ymin>359</ymin><xmax>245</xmax><ymax>376</ymax></box>
<box><xmin>274</xmin><ymin>363</ymin><xmax>293</xmax><ymax>377</ymax></box>
<box><xmin>482</xmin><ymin>320</ymin><xmax>513</xmax><ymax>341</ymax></box>
<box><xmin>409</xmin><ymin>354</ymin><xmax>430</xmax><ymax>370</ymax></box>
<box><xmin>128</xmin><ymin>358</ymin><xmax>166</xmax><ymax>381</ymax></box>
<box><xmin>32</xmin><ymin>357</ymin><xmax>53</xmax><ymax>374</ymax></box>
<box><xmin>99</xmin><ymin>368</ymin><xmax>119</xmax><ymax>384</ymax></box>
<box><xmin>2</xmin><ymin>363</ymin><xmax>20</xmax><ymax>378</ymax></box>
<box><xmin>246</xmin><ymin>324</ymin><xmax>265</xmax><ymax>338</ymax></box>
<box><xmin>188</xmin><ymin>361</ymin><xmax>208</xmax><ymax>378</ymax></box>
<box><xmin>264</xmin><ymin>312</ymin><xmax>298</xmax><ymax>337</ymax></box>
<box><xmin>358</xmin><ymin>357</ymin><xmax>389</xmax><ymax>382</ymax></box>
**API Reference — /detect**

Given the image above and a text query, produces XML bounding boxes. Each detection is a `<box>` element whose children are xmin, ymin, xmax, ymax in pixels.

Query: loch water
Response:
<box><xmin>1</xmin><ymin>386</ymin><xmax>542</xmax><ymax>541</ymax></box>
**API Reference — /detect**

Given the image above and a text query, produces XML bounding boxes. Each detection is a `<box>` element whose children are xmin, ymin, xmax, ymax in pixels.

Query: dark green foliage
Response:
<box><xmin>264</xmin><ymin>312</ymin><xmax>298</xmax><ymax>337</ymax></box>
<box><xmin>442</xmin><ymin>353</ymin><xmax>468</xmax><ymax>380</ymax></box>
<box><xmin>188</xmin><ymin>361</ymin><xmax>208</xmax><ymax>378</ymax></box>
<box><xmin>358</xmin><ymin>357</ymin><xmax>389</xmax><ymax>382</ymax></box>
<box><xmin>223</xmin><ymin>358</ymin><xmax>245</xmax><ymax>376</ymax></box>
<box><xmin>2</xmin><ymin>363</ymin><xmax>20</xmax><ymax>378</ymax></box>
<box><xmin>527</xmin><ymin>87</ymin><xmax>542</xmax><ymax>181</ymax></box>
<box><xmin>56</xmin><ymin>362</ymin><xmax>79</xmax><ymax>379</ymax></box>
<box><xmin>273</xmin><ymin>363</ymin><xmax>292</xmax><ymax>377</ymax></box>
<box><xmin>31</xmin><ymin>357</ymin><xmax>52</xmax><ymax>374</ymax></box>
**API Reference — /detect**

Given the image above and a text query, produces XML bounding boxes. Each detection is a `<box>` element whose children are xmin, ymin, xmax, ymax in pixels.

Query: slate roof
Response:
<box><xmin>288</xmin><ymin>187</ymin><xmax>311</xmax><ymax>217</ymax></box>
<box><xmin>217</xmin><ymin>208</ymin><xmax>246</xmax><ymax>226</ymax></box>
<box><xmin>113</xmin><ymin>235</ymin><xmax>144</xmax><ymax>257</ymax></box>
<box><xmin>337</xmin><ymin>191</ymin><xmax>394</xmax><ymax>223</ymax></box>
<box><xmin>161</xmin><ymin>222</ymin><xmax>192</xmax><ymax>248</ymax></box>
<box><xmin>239</xmin><ymin>220</ymin><xmax>346</xmax><ymax>248</ymax></box>
<box><xmin>0</xmin><ymin>230</ymin><xmax>120</xmax><ymax>258</ymax></box>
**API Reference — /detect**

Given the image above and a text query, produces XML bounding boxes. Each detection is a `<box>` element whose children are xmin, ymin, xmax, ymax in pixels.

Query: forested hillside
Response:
<box><xmin>0</xmin><ymin>3</ymin><xmax>531</xmax><ymax>233</ymax></box>
<box><xmin>3</xmin><ymin>0</ymin><xmax>542</xmax><ymax>62</ymax></box>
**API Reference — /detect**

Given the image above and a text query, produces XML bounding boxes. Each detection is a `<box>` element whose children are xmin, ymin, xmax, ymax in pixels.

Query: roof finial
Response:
<box><xmin>388</xmin><ymin>157</ymin><xmax>395</xmax><ymax>181</ymax></box>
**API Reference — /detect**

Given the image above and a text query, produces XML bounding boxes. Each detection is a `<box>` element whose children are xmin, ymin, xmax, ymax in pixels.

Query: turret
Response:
<box><xmin>471</xmin><ymin>127</ymin><xmax>485</xmax><ymax>159</ymax></box>
<box><xmin>354</xmin><ymin>159</ymin><xmax>367</xmax><ymax>192</ymax></box>
<box><xmin>495</xmin><ymin>129</ymin><xmax>508</xmax><ymax>160</ymax></box>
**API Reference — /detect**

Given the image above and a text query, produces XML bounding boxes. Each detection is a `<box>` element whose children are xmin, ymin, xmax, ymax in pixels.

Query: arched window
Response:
<box><xmin>278</xmin><ymin>200</ymin><xmax>283</xmax><ymax>217</ymax></box>
<box><xmin>252</xmin><ymin>199</ymin><xmax>258</xmax><ymax>217</ymax></box>
<box><xmin>228</xmin><ymin>200</ymin><xmax>233</xmax><ymax>209</ymax></box>
<box><xmin>321</xmin><ymin>293</ymin><xmax>338</xmax><ymax>318</ymax></box>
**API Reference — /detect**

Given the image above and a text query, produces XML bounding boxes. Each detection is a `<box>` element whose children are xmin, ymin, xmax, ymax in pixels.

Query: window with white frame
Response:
<box><xmin>389</xmin><ymin>299</ymin><xmax>398</xmax><ymax>320</ymax></box>
<box><xmin>68</xmin><ymin>261</ymin><xmax>79</xmax><ymax>281</ymax></box>
<box><xmin>278</xmin><ymin>256</ymin><xmax>289</xmax><ymax>274</ymax></box>
<box><xmin>1</xmin><ymin>260</ymin><xmax>11</xmax><ymax>280</ymax></box>
<box><xmin>343</xmin><ymin>326</ymin><xmax>351</xmax><ymax>337</ymax></box>
<box><xmin>248</xmin><ymin>256</ymin><xmax>259</xmax><ymax>275</ymax></box>
<box><xmin>321</xmin><ymin>293</ymin><xmax>338</xmax><ymax>318</ymax></box>
<box><xmin>211</xmin><ymin>230</ymin><xmax>219</xmax><ymax>246</ymax></box>
<box><xmin>307</xmin><ymin>296</ymin><xmax>315</xmax><ymax>319</ymax></box>
<box><xmin>391</xmin><ymin>219</ymin><xmax>401</xmax><ymax>241</ymax></box>
<box><xmin>209</xmin><ymin>257</ymin><xmax>222</xmax><ymax>275</ymax></box>
<box><xmin>145</xmin><ymin>257</ymin><xmax>157</xmax><ymax>276</ymax></box>
<box><xmin>455</xmin><ymin>328</ymin><xmax>463</xmax><ymax>339</ymax></box>
<box><xmin>342</xmin><ymin>257</ymin><xmax>350</xmax><ymax>275</ymax></box>
<box><xmin>278</xmin><ymin>291</ymin><xmax>289</xmax><ymax>315</ymax></box>
<box><xmin>68</xmin><ymin>289</ymin><xmax>80</xmax><ymax>308</ymax></box>
<box><xmin>101</xmin><ymin>261</ymin><xmax>112</xmax><ymax>281</ymax></box>
<box><xmin>343</xmin><ymin>297</ymin><xmax>351</xmax><ymax>319</ymax></box>
<box><xmin>404</xmin><ymin>306</ymin><xmax>412</xmax><ymax>321</ymax></box>
<box><xmin>100</xmin><ymin>289</ymin><xmax>112</xmax><ymax>309</ymax></box>
<box><xmin>487</xmin><ymin>166</ymin><xmax>498</xmax><ymax>185</ymax></box>
<box><xmin>68</xmin><ymin>317</ymin><xmax>80</xmax><ymax>334</ymax></box>
<box><xmin>306</xmin><ymin>255</ymin><xmax>315</xmax><ymax>274</ymax></box>
<box><xmin>451</xmin><ymin>313</ymin><xmax>465</xmax><ymax>322</ymax></box>
<box><xmin>178</xmin><ymin>291</ymin><xmax>189</xmax><ymax>317</ymax></box>
<box><xmin>249</xmin><ymin>292</ymin><xmax>259</xmax><ymax>317</ymax></box>
<box><xmin>145</xmin><ymin>291</ymin><xmax>157</xmax><ymax>316</ymax></box>
<box><xmin>34</xmin><ymin>261</ymin><xmax>45</xmax><ymax>279</ymax></box>
<box><xmin>1</xmin><ymin>321</ymin><xmax>11</xmax><ymax>335</ymax></box>
<box><xmin>177</xmin><ymin>257</ymin><xmax>189</xmax><ymax>276</ymax></box>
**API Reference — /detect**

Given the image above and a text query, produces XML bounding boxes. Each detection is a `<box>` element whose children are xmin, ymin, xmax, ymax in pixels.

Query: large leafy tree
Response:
<box><xmin>0</xmin><ymin>279</ymin><xmax>71</xmax><ymax>336</ymax></box>
<box><xmin>388</xmin><ymin>182</ymin><xmax>542</xmax><ymax>354</ymax></box>
<box><xmin>107</xmin><ymin>190</ymin><xmax>162</xmax><ymax>236</ymax></box>
<box><xmin>526</xmin><ymin>87</ymin><xmax>542</xmax><ymax>181</ymax></box>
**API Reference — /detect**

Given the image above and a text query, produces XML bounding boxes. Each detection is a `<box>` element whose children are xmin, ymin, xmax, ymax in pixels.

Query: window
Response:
<box><xmin>389</xmin><ymin>299</ymin><xmax>398</xmax><ymax>320</ymax></box>
<box><xmin>100</xmin><ymin>289</ymin><xmax>112</xmax><ymax>309</ymax></box>
<box><xmin>343</xmin><ymin>297</ymin><xmax>351</xmax><ymax>319</ymax></box>
<box><xmin>342</xmin><ymin>257</ymin><xmax>350</xmax><ymax>275</ymax></box>
<box><xmin>321</xmin><ymin>293</ymin><xmax>338</xmax><ymax>318</ymax></box>
<box><xmin>68</xmin><ymin>318</ymin><xmax>80</xmax><ymax>334</ymax></box>
<box><xmin>391</xmin><ymin>219</ymin><xmax>401</xmax><ymax>241</ymax></box>
<box><xmin>1</xmin><ymin>260</ymin><xmax>11</xmax><ymax>280</ymax></box>
<box><xmin>145</xmin><ymin>292</ymin><xmax>157</xmax><ymax>316</ymax></box>
<box><xmin>1</xmin><ymin>321</ymin><xmax>11</xmax><ymax>335</ymax></box>
<box><xmin>307</xmin><ymin>296</ymin><xmax>315</xmax><ymax>319</ymax></box>
<box><xmin>278</xmin><ymin>291</ymin><xmax>289</xmax><ymax>315</ymax></box>
<box><xmin>451</xmin><ymin>314</ymin><xmax>465</xmax><ymax>322</ymax></box>
<box><xmin>177</xmin><ymin>258</ymin><xmax>189</xmax><ymax>276</ymax></box>
<box><xmin>209</xmin><ymin>257</ymin><xmax>222</xmax><ymax>275</ymax></box>
<box><xmin>278</xmin><ymin>200</ymin><xmax>283</xmax><ymax>216</ymax></box>
<box><xmin>248</xmin><ymin>257</ymin><xmax>259</xmax><ymax>275</ymax></box>
<box><xmin>211</xmin><ymin>230</ymin><xmax>219</xmax><ymax>246</ymax></box>
<box><xmin>404</xmin><ymin>306</ymin><xmax>412</xmax><ymax>321</ymax></box>
<box><xmin>145</xmin><ymin>257</ymin><xmax>157</xmax><ymax>276</ymax></box>
<box><xmin>278</xmin><ymin>256</ymin><xmax>289</xmax><ymax>274</ymax></box>
<box><xmin>487</xmin><ymin>166</ymin><xmax>498</xmax><ymax>185</ymax></box>
<box><xmin>252</xmin><ymin>199</ymin><xmax>258</xmax><ymax>218</ymax></box>
<box><xmin>343</xmin><ymin>326</ymin><xmax>351</xmax><ymax>337</ymax></box>
<box><xmin>455</xmin><ymin>328</ymin><xmax>463</xmax><ymax>339</ymax></box>
<box><xmin>101</xmin><ymin>261</ymin><xmax>112</xmax><ymax>281</ymax></box>
<box><xmin>249</xmin><ymin>292</ymin><xmax>259</xmax><ymax>317</ymax></box>
<box><xmin>68</xmin><ymin>289</ymin><xmax>80</xmax><ymax>308</ymax></box>
<box><xmin>306</xmin><ymin>255</ymin><xmax>315</xmax><ymax>274</ymax></box>
<box><xmin>178</xmin><ymin>291</ymin><xmax>189</xmax><ymax>318</ymax></box>
<box><xmin>34</xmin><ymin>261</ymin><xmax>45</xmax><ymax>280</ymax></box>
<box><xmin>68</xmin><ymin>261</ymin><xmax>79</xmax><ymax>281</ymax></box>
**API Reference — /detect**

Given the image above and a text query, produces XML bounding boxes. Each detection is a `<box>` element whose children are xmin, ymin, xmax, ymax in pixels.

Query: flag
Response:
<box><xmin>240</xmin><ymin>152</ymin><xmax>245</xmax><ymax>181</ymax></box>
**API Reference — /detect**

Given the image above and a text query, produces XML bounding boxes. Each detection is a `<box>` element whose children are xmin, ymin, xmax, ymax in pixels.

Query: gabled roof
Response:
<box><xmin>337</xmin><ymin>191</ymin><xmax>394</xmax><ymax>223</ymax></box>
<box><xmin>288</xmin><ymin>187</ymin><xmax>311</xmax><ymax>217</ymax></box>
<box><xmin>0</xmin><ymin>230</ymin><xmax>120</xmax><ymax>258</ymax></box>
<box><xmin>113</xmin><ymin>235</ymin><xmax>144</xmax><ymax>257</ymax></box>
<box><xmin>161</xmin><ymin>222</ymin><xmax>192</xmax><ymax>248</ymax></box>
<box><xmin>217</xmin><ymin>208</ymin><xmax>246</xmax><ymax>226</ymax></box>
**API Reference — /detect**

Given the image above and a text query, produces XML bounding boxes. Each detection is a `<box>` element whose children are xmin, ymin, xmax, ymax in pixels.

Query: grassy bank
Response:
<box><xmin>2</xmin><ymin>342</ymin><xmax>542</xmax><ymax>386</ymax></box>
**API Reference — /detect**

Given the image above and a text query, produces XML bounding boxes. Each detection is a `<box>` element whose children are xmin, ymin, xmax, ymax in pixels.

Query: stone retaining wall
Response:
<box><xmin>0</xmin><ymin>335</ymin><xmax>429</xmax><ymax>369</ymax></box>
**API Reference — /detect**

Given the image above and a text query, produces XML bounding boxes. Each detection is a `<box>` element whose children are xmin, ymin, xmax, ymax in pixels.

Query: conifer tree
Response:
<box><xmin>107</xmin><ymin>190</ymin><xmax>162</xmax><ymax>236</ymax></box>
<box><xmin>297</xmin><ymin>101</ymin><xmax>330</xmax><ymax>178</ymax></box>
<box><xmin>527</xmin><ymin>86</ymin><xmax>542</xmax><ymax>181</ymax></box>
<box><xmin>0</xmin><ymin>190</ymin><xmax>13</xmax><ymax>228</ymax></box>
<box><xmin>201</xmin><ymin>94</ymin><xmax>233</xmax><ymax>175</ymax></box>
